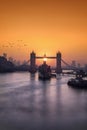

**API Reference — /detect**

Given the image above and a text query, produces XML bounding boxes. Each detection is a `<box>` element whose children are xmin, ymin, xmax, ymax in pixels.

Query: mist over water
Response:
<box><xmin>0</xmin><ymin>72</ymin><xmax>87</xmax><ymax>130</ymax></box>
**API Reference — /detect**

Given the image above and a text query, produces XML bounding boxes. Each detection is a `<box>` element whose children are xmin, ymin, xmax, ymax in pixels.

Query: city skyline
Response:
<box><xmin>0</xmin><ymin>0</ymin><xmax>87</xmax><ymax>65</ymax></box>
<box><xmin>0</xmin><ymin>52</ymin><xmax>86</xmax><ymax>68</ymax></box>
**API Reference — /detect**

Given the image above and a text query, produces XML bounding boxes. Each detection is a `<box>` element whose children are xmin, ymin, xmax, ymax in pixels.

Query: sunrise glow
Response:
<box><xmin>0</xmin><ymin>0</ymin><xmax>87</xmax><ymax>65</ymax></box>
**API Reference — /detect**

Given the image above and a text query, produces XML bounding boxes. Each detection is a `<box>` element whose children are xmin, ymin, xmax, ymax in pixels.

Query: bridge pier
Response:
<box><xmin>29</xmin><ymin>51</ymin><xmax>37</xmax><ymax>73</ymax></box>
<box><xmin>56</xmin><ymin>52</ymin><xmax>62</xmax><ymax>74</ymax></box>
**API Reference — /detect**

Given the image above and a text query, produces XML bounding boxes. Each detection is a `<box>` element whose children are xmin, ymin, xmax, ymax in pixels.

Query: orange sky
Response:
<box><xmin>0</xmin><ymin>0</ymin><xmax>87</xmax><ymax>65</ymax></box>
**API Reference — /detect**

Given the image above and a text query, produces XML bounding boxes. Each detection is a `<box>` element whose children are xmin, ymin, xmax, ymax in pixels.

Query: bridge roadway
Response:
<box><xmin>36</xmin><ymin>56</ymin><xmax>56</xmax><ymax>59</ymax></box>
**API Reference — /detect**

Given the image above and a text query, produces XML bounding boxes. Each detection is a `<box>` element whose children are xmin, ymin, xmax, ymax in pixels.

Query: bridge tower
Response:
<box><xmin>29</xmin><ymin>51</ymin><xmax>37</xmax><ymax>73</ymax></box>
<box><xmin>56</xmin><ymin>52</ymin><xmax>62</xmax><ymax>74</ymax></box>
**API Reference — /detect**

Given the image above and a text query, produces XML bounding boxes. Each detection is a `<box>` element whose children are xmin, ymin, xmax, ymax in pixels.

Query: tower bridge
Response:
<box><xmin>29</xmin><ymin>51</ymin><xmax>62</xmax><ymax>74</ymax></box>
<box><xmin>26</xmin><ymin>51</ymin><xmax>79</xmax><ymax>74</ymax></box>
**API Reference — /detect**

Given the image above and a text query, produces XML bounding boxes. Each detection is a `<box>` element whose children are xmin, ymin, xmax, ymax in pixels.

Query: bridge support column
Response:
<box><xmin>56</xmin><ymin>52</ymin><xmax>62</xmax><ymax>74</ymax></box>
<box><xmin>29</xmin><ymin>51</ymin><xmax>37</xmax><ymax>73</ymax></box>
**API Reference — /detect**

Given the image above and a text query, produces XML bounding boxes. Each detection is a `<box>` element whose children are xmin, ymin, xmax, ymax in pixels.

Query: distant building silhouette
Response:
<box><xmin>3</xmin><ymin>53</ymin><xmax>7</xmax><ymax>59</ymax></box>
<box><xmin>8</xmin><ymin>57</ymin><xmax>14</xmax><ymax>63</ymax></box>
<box><xmin>71</xmin><ymin>60</ymin><xmax>76</xmax><ymax>67</ymax></box>
<box><xmin>77</xmin><ymin>63</ymin><xmax>81</xmax><ymax>68</ymax></box>
<box><xmin>0</xmin><ymin>55</ymin><xmax>15</xmax><ymax>72</ymax></box>
<box><xmin>84</xmin><ymin>64</ymin><xmax>87</xmax><ymax>72</ymax></box>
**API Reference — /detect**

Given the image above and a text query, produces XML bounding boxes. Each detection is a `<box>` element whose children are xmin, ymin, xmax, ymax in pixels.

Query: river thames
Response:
<box><xmin>0</xmin><ymin>72</ymin><xmax>87</xmax><ymax>130</ymax></box>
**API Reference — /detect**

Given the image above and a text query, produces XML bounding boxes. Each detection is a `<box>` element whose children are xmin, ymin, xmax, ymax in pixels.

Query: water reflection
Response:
<box><xmin>0</xmin><ymin>72</ymin><xmax>87</xmax><ymax>130</ymax></box>
<box><xmin>30</xmin><ymin>73</ymin><xmax>36</xmax><ymax>80</ymax></box>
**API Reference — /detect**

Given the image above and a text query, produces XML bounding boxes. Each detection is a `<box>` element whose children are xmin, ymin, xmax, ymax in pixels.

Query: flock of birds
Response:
<box><xmin>0</xmin><ymin>40</ymin><xmax>30</xmax><ymax>51</ymax></box>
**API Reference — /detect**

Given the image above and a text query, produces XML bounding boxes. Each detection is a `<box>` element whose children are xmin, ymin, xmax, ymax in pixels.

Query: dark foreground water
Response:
<box><xmin>0</xmin><ymin>72</ymin><xmax>87</xmax><ymax>130</ymax></box>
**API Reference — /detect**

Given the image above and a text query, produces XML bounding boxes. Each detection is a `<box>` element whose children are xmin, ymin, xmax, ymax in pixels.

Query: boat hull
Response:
<box><xmin>68</xmin><ymin>79</ymin><xmax>87</xmax><ymax>89</ymax></box>
<box><xmin>39</xmin><ymin>73</ymin><xmax>51</xmax><ymax>80</ymax></box>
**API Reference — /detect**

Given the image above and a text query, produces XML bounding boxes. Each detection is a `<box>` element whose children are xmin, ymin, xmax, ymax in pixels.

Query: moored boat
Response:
<box><xmin>67</xmin><ymin>70</ymin><xmax>87</xmax><ymax>88</ymax></box>
<box><xmin>67</xmin><ymin>78</ymin><xmax>87</xmax><ymax>88</ymax></box>
<box><xmin>38</xmin><ymin>62</ymin><xmax>51</xmax><ymax>80</ymax></box>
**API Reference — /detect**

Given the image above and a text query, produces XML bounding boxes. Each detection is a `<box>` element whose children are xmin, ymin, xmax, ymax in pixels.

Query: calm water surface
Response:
<box><xmin>0</xmin><ymin>72</ymin><xmax>87</xmax><ymax>130</ymax></box>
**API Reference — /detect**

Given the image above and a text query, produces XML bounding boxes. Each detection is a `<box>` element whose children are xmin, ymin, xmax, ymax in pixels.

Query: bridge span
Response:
<box><xmin>29</xmin><ymin>51</ymin><xmax>62</xmax><ymax>74</ymax></box>
<box><xmin>23</xmin><ymin>51</ymin><xmax>80</xmax><ymax>74</ymax></box>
